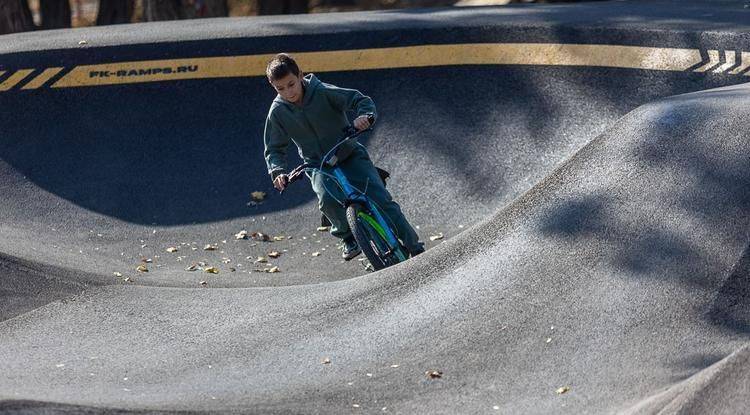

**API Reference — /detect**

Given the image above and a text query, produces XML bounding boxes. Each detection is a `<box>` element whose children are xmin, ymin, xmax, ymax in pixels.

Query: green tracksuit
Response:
<box><xmin>263</xmin><ymin>73</ymin><xmax>423</xmax><ymax>253</ymax></box>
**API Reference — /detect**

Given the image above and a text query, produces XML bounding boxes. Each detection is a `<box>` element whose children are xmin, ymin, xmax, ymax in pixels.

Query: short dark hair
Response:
<box><xmin>266</xmin><ymin>53</ymin><xmax>301</xmax><ymax>81</ymax></box>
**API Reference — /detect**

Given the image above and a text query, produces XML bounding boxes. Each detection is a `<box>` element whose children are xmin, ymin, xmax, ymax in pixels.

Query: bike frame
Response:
<box><xmin>290</xmin><ymin>126</ymin><xmax>403</xmax><ymax>256</ymax></box>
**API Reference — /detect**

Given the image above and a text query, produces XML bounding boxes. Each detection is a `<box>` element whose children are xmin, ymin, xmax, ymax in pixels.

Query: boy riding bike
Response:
<box><xmin>263</xmin><ymin>53</ymin><xmax>424</xmax><ymax>260</ymax></box>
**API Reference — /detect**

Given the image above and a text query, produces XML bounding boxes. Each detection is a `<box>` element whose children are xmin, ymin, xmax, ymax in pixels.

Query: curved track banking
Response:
<box><xmin>1</xmin><ymin>1</ymin><xmax>749</xmax><ymax>413</ymax></box>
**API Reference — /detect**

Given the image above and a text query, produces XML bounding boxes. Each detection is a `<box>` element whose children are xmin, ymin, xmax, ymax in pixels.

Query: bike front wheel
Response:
<box><xmin>346</xmin><ymin>203</ymin><xmax>408</xmax><ymax>271</ymax></box>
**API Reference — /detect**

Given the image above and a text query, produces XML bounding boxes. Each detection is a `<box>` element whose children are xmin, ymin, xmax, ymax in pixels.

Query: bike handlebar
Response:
<box><xmin>284</xmin><ymin>115</ymin><xmax>375</xmax><ymax>187</ymax></box>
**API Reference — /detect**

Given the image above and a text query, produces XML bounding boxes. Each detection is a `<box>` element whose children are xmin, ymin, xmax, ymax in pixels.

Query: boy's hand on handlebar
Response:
<box><xmin>273</xmin><ymin>174</ymin><xmax>289</xmax><ymax>192</ymax></box>
<box><xmin>353</xmin><ymin>115</ymin><xmax>372</xmax><ymax>131</ymax></box>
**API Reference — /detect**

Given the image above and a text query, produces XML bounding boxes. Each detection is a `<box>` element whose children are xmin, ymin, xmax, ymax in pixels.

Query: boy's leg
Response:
<box><xmin>309</xmin><ymin>171</ymin><xmax>352</xmax><ymax>241</ymax></box>
<box><xmin>340</xmin><ymin>148</ymin><xmax>424</xmax><ymax>255</ymax></box>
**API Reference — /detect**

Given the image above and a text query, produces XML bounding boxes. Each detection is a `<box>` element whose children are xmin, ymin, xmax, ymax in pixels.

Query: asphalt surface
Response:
<box><xmin>1</xmin><ymin>1</ymin><xmax>750</xmax><ymax>413</ymax></box>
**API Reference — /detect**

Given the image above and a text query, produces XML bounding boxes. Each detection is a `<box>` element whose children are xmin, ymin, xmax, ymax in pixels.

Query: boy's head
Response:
<box><xmin>267</xmin><ymin>53</ymin><xmax>304</xmax><ymax>105</ymax></box>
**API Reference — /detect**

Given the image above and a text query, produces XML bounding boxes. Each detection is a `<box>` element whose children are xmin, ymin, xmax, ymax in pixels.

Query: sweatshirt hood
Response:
<box><xmin>273</xmin><ymin>73</ymin><xmax>321</xmax><ymax>107</ymax></box>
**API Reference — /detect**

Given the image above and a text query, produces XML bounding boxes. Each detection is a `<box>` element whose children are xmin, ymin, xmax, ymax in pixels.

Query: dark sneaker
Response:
<box><xmin>342</xmin><ymin>237</ymin><xmax>361</xmax><ymax>260</ymax></box>
<box><xmin>409</xmin><ymin>247</ymin><xmax>425</xmax><ymax>258</ymax></box>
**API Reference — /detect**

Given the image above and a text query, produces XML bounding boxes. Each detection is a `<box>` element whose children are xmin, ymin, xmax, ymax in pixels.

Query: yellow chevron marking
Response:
<box><xmin>0</xmin><ymin>69</ymin><xmax>35</xmax><ymax>91</ymax></box>
<box><xmin>21</xmin><ymin>67</ymin><xmax>64</xmax><ymax>89</ymax></box>
<box><xmin>51</xmin><ymin>43</ymin><xmax>706</xmax><ymax>89</ymax></box>
<box><xmin>693</xmin><ymin>50</ymin><xmax>721</xmax><ymax>72</ymax></box>
<box><xmin>729</xmin><ymin>52</ymin><xmax>750</xmax><ymax>75</ymax></box>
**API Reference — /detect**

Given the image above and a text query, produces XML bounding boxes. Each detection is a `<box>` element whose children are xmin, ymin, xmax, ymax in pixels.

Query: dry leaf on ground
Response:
<box><xmin>136</xmin><ymin>265</ymin><xmax>148</xmax><ymax>273</ymax></box>
<box><xmin>235</xmin><ymin>230</ymin><xmax>248</xmax><ymax>240</ymax></box>
<box><xmin>203</xmin><ymin>244</ymin><xmax>218</xmax><ymax>251</ymax></box>
<box><xmin>429</xmin><ymin>233</ymin><xmax>444</xmax><ymax>241</ymax></box>
<box><xmin>425</xmin><ymin>370</ymin><xmax>443</xmax><ymax>379</ymax></box>
<box><xmin>204</xmin><ymin>267</ymin><xmax>219</xmax><ymax>274</ymax></box>
<box><xmin>556</xmin><ymin>386</ymin><xmax>570</xmax><ymax>395</ymax></box>
<box><xmin>268</xmin><ymin>251</ymin><xmax>281</xmax><ymax>258</ymax></box>
<box><xmin>166</xmin><ymin>247</ymin><xmax>178</xmax><ymax>253</ymax></box>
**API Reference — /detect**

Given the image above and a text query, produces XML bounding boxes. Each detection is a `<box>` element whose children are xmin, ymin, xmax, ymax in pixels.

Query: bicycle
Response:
<box><xmin>284</xmin><ymin>117</ymin><xmax>409</xmax><ymax>270</ymax></box>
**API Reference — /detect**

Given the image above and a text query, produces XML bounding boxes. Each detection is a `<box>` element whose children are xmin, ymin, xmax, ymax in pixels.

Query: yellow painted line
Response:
<box><xmin>0</xmin><ymin>69</ymin><xmax>35</xmax><ymax>91</ymax></box>
<box><xmin>49</xmin><ymin>43</ymin><xmax>716</xmax><ymax>89</ymax></box>
<box><xmin>21</xmin><ymin>67</ymin><xmax>64</xmax><ymax>90</ymax></box>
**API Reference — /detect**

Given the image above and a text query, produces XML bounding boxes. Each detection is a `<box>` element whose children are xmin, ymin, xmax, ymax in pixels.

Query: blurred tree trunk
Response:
<box><xmin>143</xmin><ymin>0</ymin><xmax>183</xmax><ymax>20</ymax></box>
<box><xmin>39</xmin><ymin>0</ymin><xmax>71</xmax><ymax>29</ymax></box>
<box><xmin>97</xmin><ymin>0</ymin><xmax>135</xmax><ymax>24</ymax></box>
<box><xmin>0</xmin><ymin>0</ymin><xmax>35</xmax><ymax>34</ymax></box>
<box><xmin>143</xmin><ymin>0</ymin><xmax>228</xmax><ymax>21</ymax></box>
<box><xmin>183</xmin><ymin>0</ymin><xmax>228</xmax><ymax>18</ymax></box>
<box><xmin>257</xmin><ymin>0</ymin><xmax>308</xmax><ymax>15</ymax></box>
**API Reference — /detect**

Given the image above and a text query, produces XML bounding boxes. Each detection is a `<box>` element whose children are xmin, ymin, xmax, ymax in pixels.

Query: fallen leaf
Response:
<box><xmin>556</xmin><ymin>386</ymin><xmax>570</xmax><ymax>395</ymax></box>
<box><xmin>141</xmin><ymin>258</ymin><xmax>153</xmax><ymax>263</ymax></box>
<box><xmin>273</xmin><ymin>236</ymin><xmax>285</xmax><ymax>241</ymax></box>
<box><xmin>425</xmin><ymin>370</ymin><xmax>443</xmax><ymax>379</ymax></box>
<box><xmin>222</xmin><ymin>258</ymin><xmax>231</xmax><ymax>263</ymax></box>
<box><xmin>113</xmin><ymin>272</ymin><xmax>123</xmax><ymax>277</ymax></box>
<box><xmin>312</xmin><ymin>252</ymin><xmax>321</xmax><ymax>257</ymax></box>
<box><xmin>254</xmin><ymin>257</ymin><xmax>267</xmax><ymax>263</ymax></box>
<box><xmin>204</xmin><ymin>244</ymin><xmax>218</xmax><ymax>251</ymax></box>
<box><xmin>136</xmin><ymin>265</ymin><xmax>148</xmax><ymax>273</ymax></box>
<box><xmin>322</xmin><ymin>357</ymin><xmax>331</xmax><ymax>364</ymax></box>
<box><xmin>251</xmin><ymin>191</ymin><xmax>266</xmax><ymax>202</ymax></box>
<box><xmin>546</xmin><ymin>338</ymin><xmax>552</xmax><ymax>343</ymax></box>
<box><xmin>429</xmin><ymin>233</ymin><xmax>444</xmax><ymax>241</ymax></box>
<box><xmin>251</xmin><ymin>232</ymin><xmax>270</xmax><ymax>242</ymax></box>
<box><xmin>78</xmin><ymin>40</ymin><xmax>87</xmax><ymax>45</ymax></box>
<box><xmin>267</xmin><ymin>266</ymin><xmax>280</xmax><ymax>273</ymax></box>
<box><xmin>268</xmin><ymin>251</ymin><xmax>281</xmax><ymax>258</ymax></box>
<box><xmin>390</xmin><ymin>364</ymin><xmax>399</xmax><ymax>368</ymax></box>
<box><xmin>235</xmin><ymin>230</ymin><xmax>248</xmax><ymax>240</ymax></box>
<box><xmin>204</xmin><ymin>267</ymin><xmax>219</xmax><ymax>274</ymax></box>
<box><xmin>199</xmin><ymin>281</ymin><xmax>207</xmax><ymax>286</ymax></box>
<box><xmin>317</xmin><ymin>226</ymin><xmax>330</xmax><ymax>232</ymax></box>
<box><xmin>166</xmin><ymin>247</ymin><xmax>178</xmax><ymax>253</ymax></box>
<box><xmin>123</xmin><ymin>277</ymin><xmax>132</xmax><ymax>282</ymax></box>
<box><xmin>185</xmin><ymin>264</ymin><xmax>199</xmax><ymax>271</ymax></box>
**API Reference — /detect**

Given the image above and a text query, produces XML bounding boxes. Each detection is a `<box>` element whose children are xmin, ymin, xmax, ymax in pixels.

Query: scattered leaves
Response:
<box><xmin>429</xmin><ymin>233</ymin><xmax>444</xmax><ymax>241</ymax></box>
<box><xmin>254</xmin><ymin>257</ymin><xmax>268</xmax><ymax>263</ymax></box>
<box><xmin>204</xmin><ymin>267</ymin><xmax>219</xmax><ymax>274</ymax></box>
<box><xmin>78</xmin><ymin>40</ymin><xmax>87</xmax><ymax>45</ymax></box>
<box><xmin>273</xmin><ymin>235</ymin><xmax>285</xmax><ymax>241</ymax></box>
<box><xmin>267</xmin><ymin>266</ymin><xmax>280</xmax><ymax>273</ymax></box>
<box><xmin>556</xmin><ymin>386</ymin><xmax>570</xmax><ymax>395</ymax></box>
<box><xmin>113</xmin><ymin>272</ymin><xmax>123</xmax><ymax>277</ymax></box>
<box><xmin>268</xmin><ymin>251</ymin><xmax>281</xmax><ymax>258</ymax></box>
<box><xmin>123</xmin><ymin>277</ymin><xmax>132</xmax><ymax>282</ymax></box>
<box><xmin>204</xmin><ymin>244</ymin><xmax>218</xmax><ymax>251</ymax></box>
<box><xmin>425</xmin><ymin>370</ymin><xmax>443</xmax><ymax>379</ymax></box>
<box><xmin>251</xmin><ymin>191</ymin><xmax>266</xmax><ymax>201</ymax></box>
<box><xmin>312</xmin><ymin>252</ymin><xmax>321</xmax><ymax>257</ymax></box>
<box><xmin>136</xmin><ymin>265</ymin><xmax>148</xmax><ymax>273</ymax></box>
<box><xmin>235</xmin><ymin>230</ymin><xmax>248</xmax><ymax>240</ymax></box>
<box><xmin>317</xmin><ymin>226</ymin><xmax>330</xmax><ymax>232</ymax></box>
<box><xmin>166</xmin><ymin>247</ymin><xmax>178</xmax><ymax>253</ymax></box>
<box><xmin>141</xmin><ymin>258</ymin><xmax>153</xmax><ymax>263</ymax></box>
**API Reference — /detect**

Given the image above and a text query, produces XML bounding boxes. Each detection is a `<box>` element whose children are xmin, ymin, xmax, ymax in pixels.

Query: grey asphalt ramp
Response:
<box><xmin>1</xmin><ymin>1</ymin><xmax>750</xmax><ymax>413</ymax></box>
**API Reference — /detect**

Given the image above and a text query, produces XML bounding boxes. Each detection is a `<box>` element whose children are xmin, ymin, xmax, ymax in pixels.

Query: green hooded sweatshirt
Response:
<box><xmin>263</xmin><ymin>73</ymin><xmax>377</xmax><ymax>179</ymax></box>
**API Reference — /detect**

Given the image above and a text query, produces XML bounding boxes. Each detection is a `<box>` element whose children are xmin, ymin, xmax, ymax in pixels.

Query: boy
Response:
<box><xmin>263</xmin><ymin>53</ymin><xmax>424</xmax><ymax>260</ymax></box>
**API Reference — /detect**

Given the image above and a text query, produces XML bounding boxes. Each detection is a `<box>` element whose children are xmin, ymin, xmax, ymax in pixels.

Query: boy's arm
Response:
<box><xmin>263</xmin><ymin>113</ymin><xmax>289</xmax><ymax>180</ymax></box>
<box><xmin>323</xmin><ymin>82</ymin><xmax>377</xmax><ymax>122</ymax></box>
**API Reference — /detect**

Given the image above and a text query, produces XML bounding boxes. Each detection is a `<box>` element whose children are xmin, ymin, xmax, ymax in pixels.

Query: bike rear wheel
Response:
<box><xmin>346</xmin><ymin>203</ymin><xmax>408</xmax><ymax>271</ymax></box>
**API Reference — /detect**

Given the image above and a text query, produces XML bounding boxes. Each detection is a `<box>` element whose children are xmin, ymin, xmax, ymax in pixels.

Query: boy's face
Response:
<box><xmin>270</xmin><ymin>72</ymin><xmax>304</xmax><ymax>105</ymax></box>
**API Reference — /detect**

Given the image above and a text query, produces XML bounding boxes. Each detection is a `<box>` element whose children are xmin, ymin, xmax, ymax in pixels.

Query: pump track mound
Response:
<box><xmin>1</xmin><ymin>0</ymin><xmax>749</xmax><ymax>413</ymax></box>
